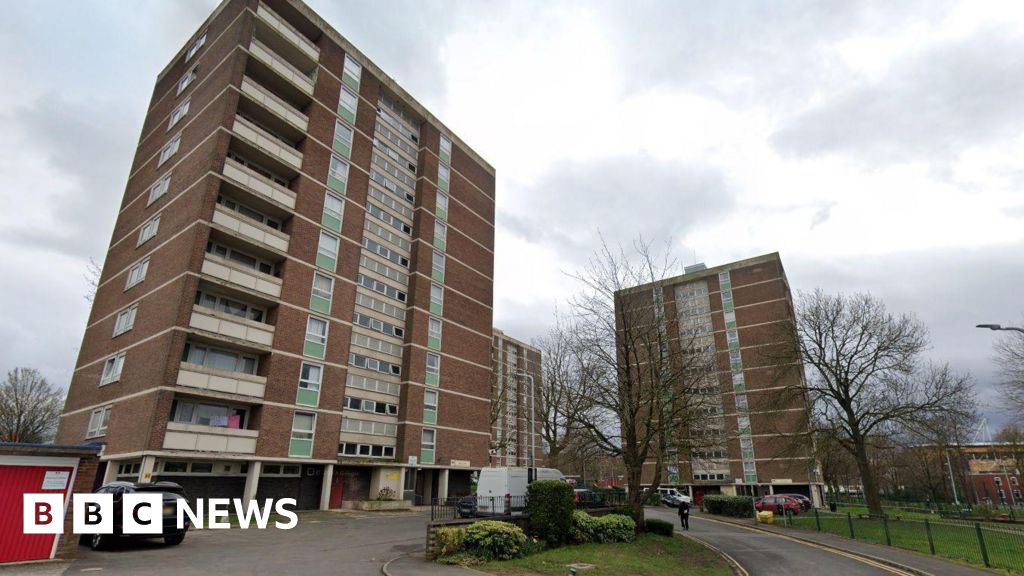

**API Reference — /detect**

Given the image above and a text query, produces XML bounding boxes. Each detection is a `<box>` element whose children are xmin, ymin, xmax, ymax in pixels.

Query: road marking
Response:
<box><xmin>696</xmin><ymin>515</ymin><xmax>920</xmax><ymax>576</ymax></box>
<box><xmin>680</xmin><ymin>531</ymin><xmax>750</xmax><ymax>576</ymax></box>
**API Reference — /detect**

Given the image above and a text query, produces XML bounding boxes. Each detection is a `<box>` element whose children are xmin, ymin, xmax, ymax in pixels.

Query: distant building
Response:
<box><xmin>617</xmin><ymin>252</ymin><xmax>823</xmax><ymax>505</ymax></box>
<box><xmin>55</xmin><ymin>0</ymin><xmax>495</xmax><ymax>508</ymax></box>
<box><xmin>950</xmin><ymin>443</ymin><xmax>1022</xmax><ymax>506</ymax></box>
<box><xmin>491</xmin><ymin>329</ymin><xmax>544</xmax><ymax>467</ymax></box>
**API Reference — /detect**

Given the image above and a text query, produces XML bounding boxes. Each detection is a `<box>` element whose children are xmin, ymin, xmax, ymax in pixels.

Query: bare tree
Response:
<box><xmin>533</xmin><ymin>318</ymin><xmax>590</xmax><ymax>470</ymax></box>
<box><xmin>781</xmin><ymin>290</ymin><xmax>975</xmax><ymax>516</ymax></box>
<box><xmin>566</xmin><ymin>236</ymin><xmax>718</xmax><ymax>528</ymax></box>
<box><xmin>84</xmin><ymin>257</ymin><xmax>103</xmax><ymax>303</ymax></box>
<box><xmin>0</xmin><ymin>368</ymin><xmax>65</xmax><ymax>443</ymax></box>
<box><xmin>994</xmin><ymin>328</ymin><xmax>1024</xmax><ymax>422</ymax></box>
<box><xmin>994</xmin><ymin>424</ymin><xmax>1024</xmax><ymax>479</ymax></box>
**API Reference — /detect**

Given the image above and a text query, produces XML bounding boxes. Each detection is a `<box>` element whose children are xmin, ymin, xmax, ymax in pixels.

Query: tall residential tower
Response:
<box><xmin>56</xmin><ymin>0</ymin><xmax>495</xmax><ymax>508</ymax></box>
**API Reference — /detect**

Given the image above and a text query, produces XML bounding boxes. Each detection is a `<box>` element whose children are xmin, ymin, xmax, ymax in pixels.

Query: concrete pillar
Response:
<box><xmin>320</xmin><ymin>464</ymin><xmax>334</xmax><ymax>510</ymax></box>
<box><xmin>399</xmin><ymin>467</ymin><xmax>408</xmax><ymax>501</ymax></box>
<box><xmin>102</xmin><ymin>460</ymin><xmax>119</xmax><ymax>484</ymax></box>
<box><xmin>768</xmin><ymin>484</ymin><xmax>775</xmax><ymax>495</ymax></box>
<box><xmin>138</xmin><ymin>455</ymin><xmax>156</xmax><ymax>483</ymax></box>
<box><xmin>243</xmin><ymin>461</ymin><xmax>262</xmax><ymax>501</ymax></box>
<box><xmin>437</xmin><ymin>469</ymin><xmax>450</xmax><ymax>501</ymax></box>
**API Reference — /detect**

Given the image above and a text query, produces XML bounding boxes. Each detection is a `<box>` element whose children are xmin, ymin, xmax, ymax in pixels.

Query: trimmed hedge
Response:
<box><xmin>570</xmin><ymin>511</ymin><xmax>637</xmax><ymax>544</ymax></box>
<box><xmin>703</xmin><ymin>495</ymin><xmax>754</xmax><ymax>518</ymax></box>
<box><xmin>527</xmin><ymin>480</ymin><xmax>575</xmax><ymax>546</ymax></box>
<box><xmin>464</xmin><ymin>521</ymin><xmax>528</xmax><ymax>560</ymax></box>
<box><xmin>645</xmin><ymin>518</ymin><xmax>675</xmax><ymax>536</ymax></box>
<box><xmin>570</xmin><ymin>510</ymin><xmax>600</xmax><ymax>543</ymax></box>
<box><xmin>435</xmin><ymin>527</ymin><xmax>466</xmax><ymax>556</ymax></box>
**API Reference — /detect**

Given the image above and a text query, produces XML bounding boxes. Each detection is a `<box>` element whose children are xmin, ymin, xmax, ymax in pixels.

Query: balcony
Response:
<box><xmin>248</xmin><ymin>37</ymin><xmax>315</xmax><ymax>100</ymax></box>
<box><xmin>232</xmin><ymin>114</ymin><xmax>303</xmax><ymax>174</ymax></box>
<box><xmin>255</xmin><ymin>3</ymin><xmax>318</xmax><ymax>64</ymax></box>
<box><xmin>163</xmin><ymin>421</ymin><xmax>258</xmax><ymax>454</ymax></box>
<box><xmin>201</xmin><ymin>253</ymin><xmax>282</xmax><ymax>299</ymax></box>
<box><xmin>222</xmin><ymin>156</ymin><xmax>296</xmax><ymax>211</ymax></box>
<box><xmin>189</xmin><ymin>306</ymin><xmax>275</xmax><ymax>348</ymax></box>
<box><xmin>177</xmin><ymin>362</ymin><xmax>266</xmax><ymax>398</ymax></box>
<box><xmin>211</xmin><ymin>203</ymin><xmax>290</xmax><ymax>254</ymax></box>
<box><xmin>239</xmin><ymin>76</ymin><xmax>308</xmax><ymax>138</ymax></box>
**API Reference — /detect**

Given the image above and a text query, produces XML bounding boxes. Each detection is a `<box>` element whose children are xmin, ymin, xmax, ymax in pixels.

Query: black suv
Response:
<box><xmin>84</xmin><ymin>481</ymin><xmax>190</xmax><ymax>550</ymax></box>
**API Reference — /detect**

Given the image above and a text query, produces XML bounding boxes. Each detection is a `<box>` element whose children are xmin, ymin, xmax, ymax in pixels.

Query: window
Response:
<box><xmin>315</xmin><ymin>230</ymin><xmax>339</xmax><ymax>262</ymax></box>
<box><xmin>329</xmin><ymin>155</ymin><xmax>349</xmax><ymax>184</ymax></box>
<box><xmin>113</xmin><ymin>304</ymin><xmax>138</xmax><ymax>336</ymax></box>
<box><xmin>125</xmin><ymin>258</ymin><xmax>149</xmax><ymax>290</ymax></box>
<box><xmin>428</xmin><ymin>317</ymin><xmax>442</xmax><ymax>341</ymax></box>
<box><xmin>168</xmin><ymin>98</ymin><xmax>190</xmax><ymax>129</ymax></box>
<box><xmin>438</xmin><ymin>164</ymin><xmax>450</xmax><ymax>184</ymax></box>
<box><xmin>343</xmin><ymin>54</ymin><xmax>362</xmax><ymax>84</ymax></box>
<box><xmin>100</xmin><ymin>353</ymin><xmax>125</xmax><ymax>385</ymax></box>
<box><xmin>182</xmin><ymin>342</ymin><xmax>258</xmax><ymax>374</ymax></box>
<box><xmin>995</xmin><ymin>477</ymin><xmax>1003</xmax><ymax>486</ymax></box>
<box><xmin>262</xmin><ymin>464</ymin><xmax>301</xmax><ymax>476</ymax></box>
<box><xmin>205</xmin><ymin>241</ymin><xmax>276</xmax><ymax>276</ymax></box>
<box><xmin>1013</xmin><ymin>477</ymin><xmax>1020</xmax><ymax>486</ymax></box>
<box><xmin>421</xmin><ymin>428</ymin><xmax>436</xmax><ymax>463</ymax></box>
<box><xmin>338</xmin><ymin>86</ymin><xmax>358</xmax><ymax>117</ymax></box>
<box><xmin>342</xmin><ymin>417</ymin><xmax>398</xmax><ymax>436</ymax></box>
<box><xmin>432</xmin><ymin>251</ymin><xmax>445</xmax><ymax>279</ymax></box>
<box><xmin>177</xmin><ymin>67</ymin><xmax>198</xmax><ymax>95</ymax></box>
<box><xmin>324</xmin><ymin>193</ymin><xmax>344</xmax><ymax>222</ymax></box>
<box><xmin>356</xmin><ymin>274</ymin><xmax>407</xmax><ymax>303</ymax></box>
<box><xmin>158</xmin><ymin>134</ymin><xmax>181</xmax><ymax>166</ymax></box>
<box><xmin>423</xmin><ymin>389</ymin><xmax>438</xmax><ymax>425</ymax></box>
<box><xmin>439</xmin><ymin>135</ymin><xmax>451</xmax><ymax>161</ymax></box>
<box><xmin>349</xmin><ymin>353</ymin><xmax>401</xmax><ymax>376</ymax></box>
<box><xmin>86</xmin><ymin>406</ymin><xmax>112</xmax><ymax>438</ymax></box>
<box><xmin>340</xmin><ymin>443</ymin><xmax>395</xmax><ymax>459</ymax></box>
<box><xmin>298</xmin><ymin>362</ymin><xmax>322</xmax><ymax>406</ymax></box>
<box><xmin>171</xmin><ymin>399</ymin><xmax>247</xmax><ymax>428</ymax></box>
<box><xmin>186</xmin><ymin>31</ymin><xmax>207</xmax><ymax>61</ymax></box>
<box><xmin>290</xmin><ymin>412</ymin><xmax>316</xmax><ymax>457</ymax></box>
<box><xmin>194</xmin><ymin>290</ymin><xmax>265</xmax><ymax>322</ymax></box>
<box><xmin>306</xmin><ymin>317</ymin><xmax>329</xmax><ymax>345</ymax></box>
<box><xmin>334</xmin><ymin>120</ymin><xmax>353</xmax><ymax>145</ymax></box>
<box><xmin>312</xmin><ymin>272</ymin><xmax>334</xmax><ymax>301</ymax></box>
<box><xmin>436</xmin><ymin>191</ymin><xmax>449</xmax><ymax>214</ymax></box>
<box><xmin>138</xmin><ymin>214</ymin><xmax>161</xmax><ymax>246</ymax></box>
<box><xmin>147</xmin><ymin>174</ymin><xmax>171</xmax><ymax>206</ymax></box>
<box><xmin>434</xmin><ymin>220</ymin><xmax>447</xmax><ymax>245</ymax></box>
<box><xmin>352</xmin><ymin>312</ymin><xmax>404</xmax><ymax>339</ymax></box>
<box><xmin>216</xmin><ymin>195</ymin><xmax>281</xmax><ymax>230</ymax></box>
<box><xmin>430</xmin><ymin>284</ymin><xmax>444</xmax><ymax>312</ymax></box>
<box><xmin>426</xmin><ymin>353</ymin><xmax>440</xmax><ymax>372</ymax></box>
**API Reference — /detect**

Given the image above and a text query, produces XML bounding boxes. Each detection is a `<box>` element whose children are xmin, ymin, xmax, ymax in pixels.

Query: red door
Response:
<box><xmin>0</xmin><ymin>465</ymin><xmax>74</xmax><ymax>563</ymax></box>
<box><xmin>329</xmin><ymin>468</ymin><xmax>345</xmax><ymax>508</ymax></box>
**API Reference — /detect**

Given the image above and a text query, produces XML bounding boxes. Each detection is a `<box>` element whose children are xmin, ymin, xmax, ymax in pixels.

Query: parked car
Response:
<box><xmin>574</xmin><ymin>489</ymin><xmax>602</xmax><ymax>508</ymax></box>
<box><xmin>756</xmin><ymin>495</ymin><xmax>802</xmax><ymax>516</ymax></box>
<box><xmin>456</xmin><ymin>495</ymin><xmax>478</xmax><ymax>518</ymax></box>
<box><xmin>84</xmin><ymin>481</ymin><xmax>190</xmax><ymax>550</ymax></box>
<box><xmin>656</xmin><ymin>487</ymin><xmax>691</xmax><ymax>507</ymax></box>
<box><xmin>776</xmin><ymin>493</ymin><xmax>812</xmax><ymax>511</ymax></box>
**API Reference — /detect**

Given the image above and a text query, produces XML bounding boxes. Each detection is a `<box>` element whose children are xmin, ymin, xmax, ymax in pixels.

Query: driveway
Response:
<box><xmin>645</xmin><ymin>507</ymin><xmax>912</xmax><ymax>575</ymax></box>
<box><xmin>65</xmin><ymin>510</ymin><xmax>428</xmax><ymax>575</ymax></box>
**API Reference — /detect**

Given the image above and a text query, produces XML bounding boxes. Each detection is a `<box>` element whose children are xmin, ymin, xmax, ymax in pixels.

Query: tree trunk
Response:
<box><xmin>626</xmin><ymin>464</ymin><xmax>646</xmax><ymax>528</ymax></box>
<box><xmin>852</xmin><ymin>440</ymin><xmax>884</xmax><ymax>516</ymax></box>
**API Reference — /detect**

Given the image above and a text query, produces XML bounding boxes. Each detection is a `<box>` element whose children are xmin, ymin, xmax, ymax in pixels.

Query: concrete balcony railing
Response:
<box><xmin>240</xmin><ymin>76</ymin><xmax>309</xmax><ymax>133</ymax></box>
<box><xmin>222</xmin><ymin>157</ymin><xmax>296</xmax><ymax>210</ymax></box>
<box><xmin>248</xmin><ymin>37</ymin><xmax>315</xmax><ymax>95</ymax></box>
<box><xmin>176</xmin><ymin>362</ymin><xmax>266</xmax><ymax>398</ymax></box>
<box><xmin>163</xmin><ymin>421</ymin><xmax>259</xmax><ymax>454</ymax></box>
<box><xmin>201</xmin><ymin>253</ymin><xmax>282</xmax><ymax>299</ymax></box>
<box><xmin>255</xmin><ymin>2</ymin><xmax>319</xmax><ymax>63</ymax></box>
<box><xmin>189</xmin><ymin>306</ymin><xmax>275</xmax><ymax>347</ymax></box>
<box><xmin>212</xmin><ymin>204</ymin><xmax>290</xmax><ymax>254</ymax></box>
<box><xmin>232</xmin><ymin>114</ymin><xmax>303</xmax><ymax>171</ymax></box>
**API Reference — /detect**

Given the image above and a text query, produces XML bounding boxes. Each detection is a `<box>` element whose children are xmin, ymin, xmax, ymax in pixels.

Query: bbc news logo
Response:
<box><xmin>23</xmin><ymin>494</ymin><xmax>298</xmax><ymax>534</ymax></box>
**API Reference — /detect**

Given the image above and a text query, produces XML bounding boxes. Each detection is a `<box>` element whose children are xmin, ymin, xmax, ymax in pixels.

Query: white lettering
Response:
<box><xmin>207</xmin><ymin>498</ymin><xmax>231</xmax><ymax>529</ymax></box>
<box><xmin>274</xmin><ymin>498</ymin><xmax>298</xmax><ymax>529</ymax></box>
<box><xmin>232</xmin><ymin>499</ymin><xmax>273</xmax><ymax>529</ymax></box>
<box><xmin>177</xmin><ymin>497</ymin><xmax>203</xmax><ymax>530</ymax></box>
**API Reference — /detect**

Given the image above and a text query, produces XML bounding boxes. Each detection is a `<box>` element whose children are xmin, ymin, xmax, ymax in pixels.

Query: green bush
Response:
<box><xmin>435</xmin><ymin>527</ymin><xmax>466</xmax><ymax>557</ymax></box>
<box><xmin>645</xmin><ymin>518</ymin><xmax>675</xmax><ymax>536</ymax></box>
<box><xmin>463</xmin><ymin>521</ymin><xmax>528</xmax><ymax>560</ymax></box>
<box><xmin>973</xmin><ymin>503</ymin><xmax>994</xmax><ymax>520</ymax></box>
<box><xmin>594</xmin><ymin>514</ymin><xmax>636</xmax><ymax>543</ymax></box>
<box><xmin>643</xmin><ymin>489</ymin><xmax>662</xmax><ymax>505</ymax></box>
<box><xmin>526</xmin><ymin>480</ymin><xmax>575</xmax><ymax>546</ymax></box>
<box><xmin>570</xmin><ymin>510</ymin><xmax>600</xmax><ymax>544</ymax></box>
<box><xmin>703</xmin><ymin>495</ymin><xmax>755</xmax><ymax>518</ymax></box>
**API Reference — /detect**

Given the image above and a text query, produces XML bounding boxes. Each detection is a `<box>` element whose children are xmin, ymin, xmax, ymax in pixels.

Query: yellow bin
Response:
<box><xmin>757</xmin><ymin>510</ymin><xmax>774</xmax><ymax>524</ymax></box>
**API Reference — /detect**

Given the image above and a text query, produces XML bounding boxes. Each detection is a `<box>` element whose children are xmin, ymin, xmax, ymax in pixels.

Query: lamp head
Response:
<box><xmin>976</xmin><ymin>324</ymin><xmax>1002</xmax><ymax>330</ymax></box>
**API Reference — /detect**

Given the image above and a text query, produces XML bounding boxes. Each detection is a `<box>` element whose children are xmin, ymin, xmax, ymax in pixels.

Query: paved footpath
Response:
<box><xmin>645</xmin><ymin>507</ymin><xmax>992</xmax><ymax>576</ymax></box>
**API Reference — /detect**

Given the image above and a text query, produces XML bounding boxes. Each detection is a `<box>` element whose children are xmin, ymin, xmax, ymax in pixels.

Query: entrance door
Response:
<box><xmin>329</xmin><ymin>468</ymin><xmax>344</xmax><ymax>508</ymax></box>
<box><xmin>0</xmin><ymin>463</ymin><xmax>74</xmax><ymax>563</ymax></box>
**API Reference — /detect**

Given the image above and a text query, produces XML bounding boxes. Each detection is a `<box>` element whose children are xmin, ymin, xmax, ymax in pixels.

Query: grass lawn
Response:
<box><xmin>784</xmin><ymin>511</ymin><xmax>1024</xmax><ymax>573</ymax></box>
<box><xmin>480</xmin><ymin>534</ymin><xmax>732</xmax><ymax>576</ymax></box>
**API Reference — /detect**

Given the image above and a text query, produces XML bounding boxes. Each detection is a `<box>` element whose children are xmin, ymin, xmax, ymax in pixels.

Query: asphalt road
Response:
<box><xmin>66</xmin><ymin>510</ymin><xmax>428</xmax><ymax>576</ymax></box>
<box><xmin>645</xmin><ymin>507</ymin><xmax>913</xmax><ymax>576</ymax></box>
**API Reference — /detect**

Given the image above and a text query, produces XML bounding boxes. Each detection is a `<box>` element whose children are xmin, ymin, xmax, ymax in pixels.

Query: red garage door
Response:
<box><xmin>0</xmin><ymin>463</ymin><xmax>75</xmax><ymax>563</ymax></box>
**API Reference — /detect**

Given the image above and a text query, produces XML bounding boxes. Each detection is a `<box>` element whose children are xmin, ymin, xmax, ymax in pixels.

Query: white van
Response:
<box><xmin>475</xmin><ymin>467</ymin><xmax>566</xmax><ymax>514</ymax></box>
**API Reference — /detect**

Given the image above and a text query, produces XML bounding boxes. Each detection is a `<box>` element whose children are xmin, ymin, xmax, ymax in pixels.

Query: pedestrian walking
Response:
<box><xmin>678</xmin><ymin>499</ymin><xmax>690</xmax><ymax>530</ymax></box>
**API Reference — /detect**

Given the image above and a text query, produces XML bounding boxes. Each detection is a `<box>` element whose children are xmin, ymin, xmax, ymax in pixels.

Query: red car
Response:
<box><xmin>756</xmin><ymin>495</ymin><xmax>802</xmax><ymax>515</ymax></box>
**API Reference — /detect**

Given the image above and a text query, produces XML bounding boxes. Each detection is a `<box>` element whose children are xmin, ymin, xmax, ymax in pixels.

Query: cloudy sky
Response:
<box><xmin>1</xmin><ymin>0</ymin><xmax>1022</xmax><ymax>429</ymax></box>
